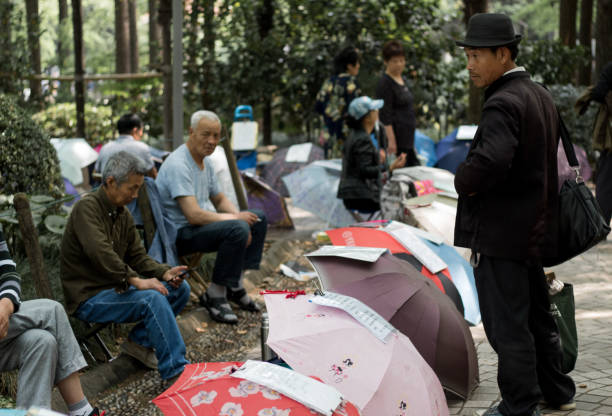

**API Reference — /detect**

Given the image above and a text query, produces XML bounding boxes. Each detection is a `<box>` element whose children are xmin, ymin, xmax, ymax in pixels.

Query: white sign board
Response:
<box><xmin>231</xmin><ymin>121</ymin><xmax>258</xmax><ymax>150</ymax></box>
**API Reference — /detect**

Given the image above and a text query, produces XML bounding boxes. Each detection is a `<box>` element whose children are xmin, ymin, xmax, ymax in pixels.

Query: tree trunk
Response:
<box><xmin>14</xmin><ymin>194</ymin><xmax>53</xmax><ymax>299</ymax></box>
<box><xmin>559</xmin><ymin>0</ymin><xmax>578</xmax><ymax>47</ymax></box>
<box><xmin>595</xmin><ymin>0</ymin><xmax>612</xmax><ymax>77</ymax></box>
<box><xmin>159</xmin><ymin>0</ymin><xmax>172</xmax><ymax>149</ymax></box>
<box><xmin>148</xmin><ymin>0</ymin><xmax>162</xmax><ymax>70</ymax></box>
<box><xmin>200</xmin><ymin>0</ymin><xmax>215</xmax><ymax>109</ymax></box>
<box><xmin>115</xmin><ymin>0</ymin><xmax>130</xmax><ymax>73</ymax></box>
<box><xmin>463</xmin><ymin>0</ymin><xmax>488</xmax><ymax>124</ymax></box>
<box><xmin>128</xmin><ymin>0</ymin><xmax>139</xmax><ymax>73</ymax></box>
<box><xmin>72</xmin><ymin>0</ymin><xmax>85</xmax><ymax>138</ymax></box>
<box><xmin>57</xmin><ymin>0</ymin><xmax>71</xmax><ymax>98</ymax></box>
<box><xmin>25</xmin><ymin>0</ymin><xmax>42</xmax><ymax>104</ymax></box>
<box><xmin>258</xmin><ymin>0</ymin><xmax>274</xmax><ymax>145</ymax></box>
<box><xmin>578</xmin><ymin>0</ymin><xmax>594</xmax><ymax>85</ymax></box>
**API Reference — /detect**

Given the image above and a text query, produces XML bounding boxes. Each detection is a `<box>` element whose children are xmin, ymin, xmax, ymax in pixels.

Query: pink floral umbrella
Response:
<box><xmin>264</xmin><ymin>294</ymin><xmax>449</xmax><ymax>416</ymax></box>
<box><xmin>152</xmin><ymin>361</ymin><xmax>360</xmax><ymax>416</ymax></box>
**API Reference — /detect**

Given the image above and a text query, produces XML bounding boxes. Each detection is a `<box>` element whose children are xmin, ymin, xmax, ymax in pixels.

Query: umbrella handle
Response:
<box><xmin>260</xmin><ymin>289</ymin><xmax>306</xmax><ymax>299</ymax></box>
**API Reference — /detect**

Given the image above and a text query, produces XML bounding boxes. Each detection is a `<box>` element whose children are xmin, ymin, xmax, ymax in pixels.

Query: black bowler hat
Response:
<box><xmin>456</xmin><ymin>13</ymin><xmax>522</xmax><ymax>48</ymax></box>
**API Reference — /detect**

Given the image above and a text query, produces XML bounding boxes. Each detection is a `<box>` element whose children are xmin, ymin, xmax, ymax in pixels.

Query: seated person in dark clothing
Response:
<box><xmin>338</xmin><ymin>96</ymin><xmax>407</xmax><ymax>213</ymax></box>
<box><xmin>156</xmin><ymin>110</ymin><xmax>266</xmax><ymax>325</ymax></box>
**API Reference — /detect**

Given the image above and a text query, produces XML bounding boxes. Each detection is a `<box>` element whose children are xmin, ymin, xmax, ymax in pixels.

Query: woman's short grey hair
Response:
<box><xmin>190</xmin><ymin>110</ymin><xmax>220</xmax><ymax>129</ymax></box>
<box><xmin>102</xmin><ymin>151</ymin><xmax>148</xmax><ymax>185</ymax></box>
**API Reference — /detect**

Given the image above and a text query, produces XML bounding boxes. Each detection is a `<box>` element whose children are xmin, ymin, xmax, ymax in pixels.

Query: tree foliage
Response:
<box><xmin>183</xmin><ymin>0</ymin><xmax>466</xmax><ymax>139</ymax></box>
<box><xmin>0</xmin><ymin>94</ymin><xmax>62</xmax><ymax>195</ymax></box>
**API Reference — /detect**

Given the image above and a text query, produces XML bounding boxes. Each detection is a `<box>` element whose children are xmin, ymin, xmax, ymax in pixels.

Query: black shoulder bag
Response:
<box><xmin>542</xmin><ymin>112</ymin><xmax>611</xmax><ymax>267</ymax></box>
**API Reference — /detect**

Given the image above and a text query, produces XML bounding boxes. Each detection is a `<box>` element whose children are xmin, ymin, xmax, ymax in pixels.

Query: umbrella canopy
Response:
<box><xmin>241</xmin><ymin>172</ymin><xmax>294</xmax><ymax>228</ymax></box>
<box><xmin>435</xmin><ymin>142</ymin><xmax>471</xmax><ymax>174</ymax></box>
<box><xmin>306</xmin><ymin>252</ymin><xmax>479</xmax><ymax>400</ymax></box>
<box><xmin>282</xmin><ymin>160</ymin><xmax>355</xmax><ymax>227</ymax></box>
<box><xmin>260</xmin><ymin>144</ymin><xmax>324</xmax><ymax>197</ymax></box>
<box><xmin>264</xmin><ymin>293</ymin><xmax>449</xmax><ymax>416</ymax></box>
<box><xmin>418</xmin><ymin>237</ymin><xmax>480</xmax><ymax>325</ymax></box>
<box><xmin>153</xmin><ymin>361</ymin><xmax>361</xmax><ymax>416</ymax></box>
<box><xmin>326</xmin><ymin>227</ymin><xmax>464</xmax><ymax>315</ymax></box>
<box><xmin>50</xmin><ymin>138</ymin><xmax>99</xmax><ymax>185</ymax></box>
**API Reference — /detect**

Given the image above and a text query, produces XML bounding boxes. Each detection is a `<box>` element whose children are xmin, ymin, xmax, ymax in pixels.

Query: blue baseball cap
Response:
<box><xmin>348</xmin><ymin>96</ymin><xmax>384</xmax><ymax>120</ymax></box>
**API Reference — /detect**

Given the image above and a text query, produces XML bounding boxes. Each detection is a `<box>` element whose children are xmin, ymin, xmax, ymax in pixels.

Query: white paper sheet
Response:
<box><xmin>231</xmin><ymin>121</ymin><xmax>258</xmax><ymax>150</ymax></box>
<box><xmin>285</xmin><ymin>142</ymin><xmax>313</xmax><ymax>163</ymax></box>
<box><xmin>305</xmin><ymin>245</ymin><xmax>388</xmax><ymax>262</ymax></box>
<box><xmin>456</xmin><ymin>125</ymin><xmax>478</xmax><ymax>140</ymax></box>
<box><xmin>310</xmin><ymin>292</ymin><xmax>396</xmax><ymax>342</ymax></box>
<box><xmin>231</xmin><ymin>360</ymin><xmax>343</xmax><ymax>416</ymax></box>
<box><xmin>387</xmin><ymin>227</ymin><xmax>448</xmax><ymax>274</ymax></box>
<box><xmin>386</xmin><ymin>221</ymin><xmax>444</xmax><ymax>245</ymax></box>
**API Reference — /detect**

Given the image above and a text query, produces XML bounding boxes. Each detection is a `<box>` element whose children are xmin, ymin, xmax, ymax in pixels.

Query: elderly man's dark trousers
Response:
<box><xmin>474</xmin><ymin>255</ymin><xmax>575</xmax><ymax>416</ymax></box>
<box><xmin>175</xmin><ymin>209</ymin><xmax>267</xmax><ymax>288</ymax></box>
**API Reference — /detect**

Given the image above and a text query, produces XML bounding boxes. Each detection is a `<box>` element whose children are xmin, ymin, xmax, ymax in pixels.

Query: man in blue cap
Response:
<box><xmin>453</xmin><ymin>13</ymin><xmax>576</xmax><ymax>416</ymax></box>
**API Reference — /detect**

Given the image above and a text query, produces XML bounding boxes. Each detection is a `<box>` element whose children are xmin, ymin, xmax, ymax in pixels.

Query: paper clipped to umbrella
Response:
<box><xmin>285</xmin><ymin>142</ymin><xmax>313</xmax><ymax>162</ymax></box>
<box><xmin>305</xmin><ymin>245</ymin><xmax>389</xmax><ymax>262</ymax></box>
<box><xmin>231</xmin><ymin>360</ymin><xmax>343</xmax><ymax>416</ymax></box>
<box><xmin>310</xmin><ymin>292</ymin><xmax>396</xmax><ymax>343</ymax></box>
<box><xmin>387</xmin><ymin>227</ymin><xmax>448</xmax><ymax>274</ymax></box>
<box><xmin>386</xmin><ymin>221</ymin><xmax>444</xmax><ymax>245</ymax></box>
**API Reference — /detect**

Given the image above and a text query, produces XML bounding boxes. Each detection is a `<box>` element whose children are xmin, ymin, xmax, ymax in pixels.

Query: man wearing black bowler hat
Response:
<box><xmin>453</xmin><ymin>13</ymin><xmax>576</xmax><ymax>416</ymax></box>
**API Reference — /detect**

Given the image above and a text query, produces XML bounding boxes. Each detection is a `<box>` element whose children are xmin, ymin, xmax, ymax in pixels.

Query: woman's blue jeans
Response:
<box><xmin>74</xmin><ymin>280</ymin><xmax>190</xmax><ymax>379</ymax></box>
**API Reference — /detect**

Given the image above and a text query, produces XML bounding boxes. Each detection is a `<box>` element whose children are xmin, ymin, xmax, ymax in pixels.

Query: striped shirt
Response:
<box><xmin>0</xmin><ymin>228</ymin><xmax>21</xmax><ymax>312</ymax></box>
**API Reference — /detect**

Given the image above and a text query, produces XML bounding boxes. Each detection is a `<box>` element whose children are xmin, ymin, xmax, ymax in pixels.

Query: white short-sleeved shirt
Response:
<box><xmin>95</xmin><ymin>135</ymin><xmax>155</xmax><ymax>173</ymax></box>
<box><xmin>156</xmin><ymin>144</ymin><xmax>221</xmax><ymax>227</ymax></box>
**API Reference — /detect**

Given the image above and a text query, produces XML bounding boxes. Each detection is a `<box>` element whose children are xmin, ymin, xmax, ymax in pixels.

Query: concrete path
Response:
<box><xmin>448</xmin><ymin>237</ymin><xmax>612</xmax><ymax>416</ymax></box>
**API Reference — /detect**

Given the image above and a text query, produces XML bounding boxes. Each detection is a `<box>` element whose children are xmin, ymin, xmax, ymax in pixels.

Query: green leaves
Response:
<box><xmin>0</xmin><ymin>94</ymin><xmax>62</xmax><ymax>196</ymax></box>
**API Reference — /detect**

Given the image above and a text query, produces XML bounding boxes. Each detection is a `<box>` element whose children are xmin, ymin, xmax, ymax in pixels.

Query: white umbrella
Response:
<box><xmin>50</xmin><ymin>138</ymin><xmax>99</xmax><ymax>185</ymax></box>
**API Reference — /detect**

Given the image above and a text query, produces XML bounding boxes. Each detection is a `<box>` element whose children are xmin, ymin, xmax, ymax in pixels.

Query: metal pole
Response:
<box><xmin>171</xmin><ymin>0</ymin><xmax>183</xmax><ymax>149</ymax></box>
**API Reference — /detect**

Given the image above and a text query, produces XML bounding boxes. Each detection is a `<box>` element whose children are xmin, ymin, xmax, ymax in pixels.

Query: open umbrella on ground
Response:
<box><xmin>241</xmin><ymin>171</ymin><xmax>294</xmax><ymax>228</ymax></box>
<box><xmin>260</xmin><ymin>143</ymin><xmax>324</xmax><ymax>197</ymax></box>
<box><xmin>306</xmin><ymin>251</ymin><xmax>479</xmax><ymax>400</ymax></box>
<box><xmin>264</xmin><ymin>293</ymin><xmax>449</xmax><ymax>416</ymax></box>
<box><xmin>417</xmin><ymin>237</ymin><xmax>480</xmax><ymax>325</ymax></box>
<box><xmin>282</xmin><ymin>160</ymin><xmax>355</xmax><ymax>227</ymax></box>
<box><xmin>153</xmin><ymin>361</ymin><xmax>361</xmax><ymax>416</ymax></box>
<box><xmin>326</xmin><ymin>226</ymin><xmax>465</xmax><ymax>315</ymax></box>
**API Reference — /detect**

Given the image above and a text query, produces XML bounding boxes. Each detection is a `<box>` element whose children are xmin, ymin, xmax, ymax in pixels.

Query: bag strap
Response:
<box><xmin>557</xmin><ymin>109</ymin><xmax>583</xmax><ymax>183</ymax></box>
<box><xmin>539</xmin><ymin>82</ymin><xmax>582</xmax><ymax>182</ymax></box>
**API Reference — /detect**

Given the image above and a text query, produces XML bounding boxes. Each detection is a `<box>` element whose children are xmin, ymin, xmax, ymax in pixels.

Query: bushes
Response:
<box><xmin>0</xmin><ymin>94</ymin><xmax>62</xmax><ymax>196</ymax></box>
<box><xmin>548</xmin><ymin>84</ymin><xmax>598</xmax><ymax>159</ymax></box>
<box><xmin>32</xmin><ymin>102</ymin><xmax>114</xmax><ymax>146</ymax></box>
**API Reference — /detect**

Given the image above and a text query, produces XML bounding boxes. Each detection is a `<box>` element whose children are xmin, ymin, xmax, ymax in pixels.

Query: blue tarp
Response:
<box><xmin>414</xmin><ymin>130</ymin><xmax>437</xmax><ymax>167</ymax></box>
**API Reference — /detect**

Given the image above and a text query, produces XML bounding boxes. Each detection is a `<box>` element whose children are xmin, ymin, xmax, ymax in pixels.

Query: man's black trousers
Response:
<box><xmin>474</xmin><ymin>255</ymin><xmax>575</xmax><ymax>416</ymax></box>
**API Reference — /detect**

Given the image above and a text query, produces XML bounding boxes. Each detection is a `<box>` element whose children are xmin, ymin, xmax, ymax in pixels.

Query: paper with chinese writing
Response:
<box><xmin>305</xmin><ymin>245</ymin><xmax>388</xmax><ymax>262</ymax></box>
<box><xmin>310</xmin><ymin>292</ymin><xmax>396</xmax><ymax>342</ymax></box>
<box><xmin>231</xmin><ymin>360</ymin><xmax>343</xmax><ymax>416</ymax></box>
<box><xmin>387</xmin><ymin>227</ymin><xmax>447</xmax><ymax>274</ymax></box>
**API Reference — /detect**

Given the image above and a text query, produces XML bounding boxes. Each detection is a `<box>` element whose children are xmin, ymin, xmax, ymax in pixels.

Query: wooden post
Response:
<box><xmin>13</xmin><ymin>194</ymin><xmax>53</xmax><ymax>299</ymax></box>
<box><xmin>220</xmin><ymin>138</ymin><xmax>249</xmax><ymax>211</ymax></box>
